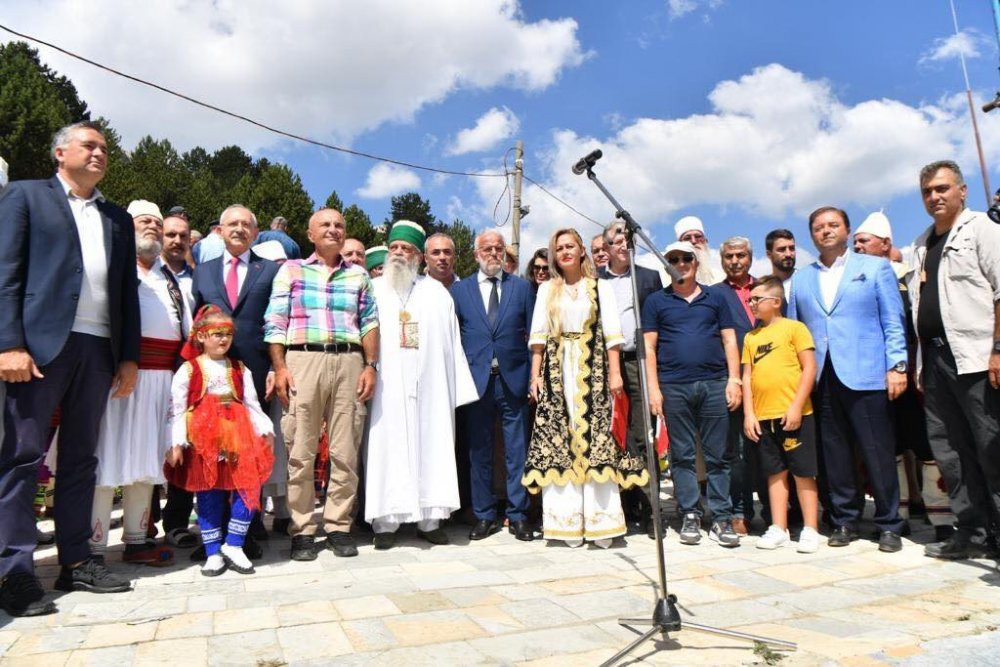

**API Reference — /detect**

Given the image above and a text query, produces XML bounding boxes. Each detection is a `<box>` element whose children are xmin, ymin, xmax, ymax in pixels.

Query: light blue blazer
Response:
<box><xmin>788</xmin><ymin>251</ymin><xmax>906</xmax><ymax>391</ymax></box>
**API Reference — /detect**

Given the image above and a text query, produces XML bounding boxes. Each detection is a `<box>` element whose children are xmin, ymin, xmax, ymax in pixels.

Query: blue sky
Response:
<box><xmin>5</xmin><ymin>0</ymin><xmax>1000</xmax><ymax>266</ymax></box>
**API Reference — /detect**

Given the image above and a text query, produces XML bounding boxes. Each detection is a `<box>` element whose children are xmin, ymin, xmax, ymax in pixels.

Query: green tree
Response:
<box><xmin>441</xmin><ymin>218</ymin><xmax>477</xmax><ymax>278</ymax></box>
<box><xmin>0</xmin><ymin>42</ymin><xmax>84</xmax><ymax>180</ymax></box>
<box><xmin>387</xmin><ymin>192</ymin><xmax>435</xmax><ymax>231</ymax></box>
<box><xmin>89</xmin><ymin>118</ymin><xmax>133</xmax><ymax>205</ymax></box>
<box><xmin>124</xmin><ymin>135</ymin><xmax>192</xmax><ymax>209</ymax></box>
<box><xmin>181</xmin><ymin>169</ymin><xmax>227</xmax><ymax>231</ymax></box>
<box><xmin>230</xmin><ymin>162</ymin><xmax>314</xmax><ymax>247</ymax></box>
<box><xmin>324</xmin><ymin>190</ymin><xmax>345</xmax><ymax>212</ymax></box>
<box><xmin>343</xmin><ymin>204</ymin><xmax>380</xmax><ymax>247</ymax></box>
<box><xmin>208</xmin><ymin>145</ymin><xmax>253</xmax><ymax>192</ymax></box>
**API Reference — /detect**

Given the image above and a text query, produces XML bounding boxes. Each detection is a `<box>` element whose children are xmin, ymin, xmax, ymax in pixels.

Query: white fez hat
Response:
<box><xmin>252</xmin><ymin>240</ymin><xmax>287</xmax><ymax>262</ymax></box>
<box><xmin>674</xmin><ymin>216</ymin><xmax>705</xmax><ymax>240</ymax></box>
<box><xmin>856</xmin><ymin>211</ymin><xmax>892</xmax><ymax>241</ymax></box>
<box><xmin>127</xmin><ymin>200</ymin><xmax>163</xmax><ymax>221</ymax></box>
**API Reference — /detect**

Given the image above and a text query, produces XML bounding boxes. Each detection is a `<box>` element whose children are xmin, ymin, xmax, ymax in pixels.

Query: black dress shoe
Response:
<box><xmin>878</xmin><ymin>530</ymin><xmax>902</xmax><ymax>553</ymax></box>
<box><xmin>325</xmin><ymin>531</ymin><xmax>359</xmax><ymax>557</ymax></box>
<box><xmin>469</xmin><ymin>519</ymin><xmax>501</xmax><ymax>541</ymax></box>
<box><xmin>417</xmin><ymin>527</ymin><xmax>450</xmax><ymax>545</ymax></box>
<box><xmin>190</xmin><ymin>544</ymin><xmax>206</xmax><ymax>562</ymax></box>
<box><xmin>290</xmin><ymin>535</ymin><xmax>317</xmax><ymax>561</ymax></box>
<box><xmin>243</xmin><ymin>535</ymin><xmax>263</xmax><ymax>560</ymax></box>
<box><xmin>827</xmin><ymin>526</ymin><xmax>859</xmax><ymax>547</ymax></box>
<box><xmin>1</xmin><ymin>572</ymin><xmax>57</xmax><ymax>617</ymax></box>
<box><xmin>373</xmin><ymin>532</ymin><xmax>396</xmax><ymax>550</ymax></box>
<box><xmin>925</xmin><ymin>535</ymin><xmax>987</xmax><ymax>560</ymax></box>
<box><xmin>249</xmin><ymin>515</ymin><xmax>269</xmax><ymax>541</ymax></box>
<box><xmin>509</xmin><ymin>520</ymin><xmax>533</xmax><ymax>542</ymax></box>
<box><xmin>934</xmin><ymin>525</ymin><xmax>955</xmax><ymax>543</ymax></box>
<box><xmin>272</xmin><ymin>518</ymin><xmax>291</xmax><ymax>537</ymax></box>
<box><xmin>54</xmin><ymin>557</ymin><xmax>131</xmax><ymax>594</ymax></box>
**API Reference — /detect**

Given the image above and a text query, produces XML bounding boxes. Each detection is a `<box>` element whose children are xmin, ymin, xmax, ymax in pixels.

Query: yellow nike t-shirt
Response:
<box><xmin>741</xmin><ymin>317</ymin><xmax>815</xmax><ymax>420</ymax></box>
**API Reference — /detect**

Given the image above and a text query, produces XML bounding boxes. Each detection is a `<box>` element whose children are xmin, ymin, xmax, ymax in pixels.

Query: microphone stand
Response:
<box><xmin>579</xmin><ymin>165</ymin><xmax>796</xmax><ymax>666</ymax></box>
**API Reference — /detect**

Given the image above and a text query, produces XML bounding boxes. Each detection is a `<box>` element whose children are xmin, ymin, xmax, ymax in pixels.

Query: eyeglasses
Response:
<box><xmin>666</xmin><ymin>254</ymin><xmax>695</xmax><ymax>265</ymax></box>
<box><xmin>478</xmin><ymin>246</ymin><xmax>505</xmax><ymax>255</ymax></box>
<box><xmin>748</xmin><ymin>296</ymin><xmax>780</xmax><ymax>305</ymax></box>
<box><xmin>533</xmin><ymin>264</ymin><xmax>550</xmax><ymax>273</ymax></box>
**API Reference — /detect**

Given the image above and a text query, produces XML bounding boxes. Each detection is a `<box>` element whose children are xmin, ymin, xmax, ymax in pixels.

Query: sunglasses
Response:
<box><xmin>533</xmin><ymin>264</ymin><xmax>550</xmax><ymax>272</ymax></box>
<box><xmin>666</xmin><ymin>254</ymin><xmax>695</xmax><ymax>265</ymax></box>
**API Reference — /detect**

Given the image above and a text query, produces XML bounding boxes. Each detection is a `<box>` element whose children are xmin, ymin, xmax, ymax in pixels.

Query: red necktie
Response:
<box><xmin>226</xmin><ymin>256</ymin><xmax>240</xmax><ymax>309</ymax></box>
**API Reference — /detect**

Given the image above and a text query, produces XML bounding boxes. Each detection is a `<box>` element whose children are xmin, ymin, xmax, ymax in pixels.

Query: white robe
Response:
<box><xmin>364</xmin><ymin>276</ymin><xmax>478</xmax><ymax>526</ymax></box>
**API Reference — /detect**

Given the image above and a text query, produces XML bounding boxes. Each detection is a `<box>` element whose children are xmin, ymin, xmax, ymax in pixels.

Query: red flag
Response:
<box><xmin>654</xmin><ymin>415</ymin><xmax>670</xmax><ymax>458</ymax></box>
<box><xmin>611</xmin><ymin>391</ymin><xmax>630</xmax><ymax>451</ymax></box>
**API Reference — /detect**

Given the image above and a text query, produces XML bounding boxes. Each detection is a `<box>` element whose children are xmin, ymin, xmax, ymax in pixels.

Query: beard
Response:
<box><xmin>384</xmin><ymin>255</ymin><xmax>420</xmax><ymax>295</ymax></box>
<box><xmin>477</xmin><ymin>257</ymin><xmax>502</xmax><ymax>277</ymax></box>
<box><xmin>136</xmin><ymin>237</ymin><xmax>163</xmax><ymax>263</ymax></box>
<box><xmin>693</xmin><ymin>246</ymin><xmax>716</xmax><ymax>283</ymax></box>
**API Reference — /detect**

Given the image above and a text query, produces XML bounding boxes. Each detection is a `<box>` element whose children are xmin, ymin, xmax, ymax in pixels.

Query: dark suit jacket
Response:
<box><xmin>0</xmin><ymin>176</ymin><xmax>140</xmax><ymax>367</ymax></box>
<box><xmin>711</xmin><ymin>281</ymin><xmax>756</xmax><ymax>352</ymax></box>
<box><xmin>451</xmin><ymin>271</ymin><xmax>535</xmax><ymax>398</ymax></box>
<box><xmin>597</xmin><ymin>264</ymin><xmax>664</xmax><ymax>336</ymax></box>
<box><xmin>191</xmin><ymin>252</ymin><xmax>278</xmax><ymax>400</ymax></box>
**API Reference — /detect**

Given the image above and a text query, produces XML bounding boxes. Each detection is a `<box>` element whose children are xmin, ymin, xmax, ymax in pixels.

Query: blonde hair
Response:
<box><xmin>546</xmin><ymin>227</ymin><xmax>596</xmax><ymax>338</ymax></box>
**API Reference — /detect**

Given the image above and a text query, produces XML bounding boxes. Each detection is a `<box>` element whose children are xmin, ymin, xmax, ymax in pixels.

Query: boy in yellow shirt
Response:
<box><xmin>741</xmin><ymin>276</ymin><xmax>820</xmax><ymax>552</ymax></box>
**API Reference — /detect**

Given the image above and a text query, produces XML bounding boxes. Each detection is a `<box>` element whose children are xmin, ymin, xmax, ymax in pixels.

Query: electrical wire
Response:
<box><xmin>522</xmin><ymin>174</ymin><xmax>604</xmax><ymax>228</ymax></box>
<box><xmin>0</xmin><ymin>22</ymin><xmax>507</xmax><ymax>179</ymax></box>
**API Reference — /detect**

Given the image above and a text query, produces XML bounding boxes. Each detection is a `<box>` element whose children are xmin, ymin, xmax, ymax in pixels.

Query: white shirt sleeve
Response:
<box><xmin>241</xmin><ymin>366</ymin><xmax>274</xmax><ymax>437</ymax></box>
<box><xmin>529</xmin><ymin>281</ymin><xmax>550</xmax><ymax>347</ymax></box>
<box><xmin>170</xmin><ymin>363</ymin><xmax>192</xmax><ymax>447</ymax></box>
<box><xmin>597</xmin><ymin>279</ymin><xmax>624</xmax><ymax>349</ymax></box>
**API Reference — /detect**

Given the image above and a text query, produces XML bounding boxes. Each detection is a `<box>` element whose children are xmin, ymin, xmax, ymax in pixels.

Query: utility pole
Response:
<box><xmin>511</xmin><ymin>140</ymin><xmax>524</xmax><ymax>261</ymax></box>
<box><xmin>950</xmin><ymin>0</ymin><xmax>991</xmax><ymax>205</ymax></box>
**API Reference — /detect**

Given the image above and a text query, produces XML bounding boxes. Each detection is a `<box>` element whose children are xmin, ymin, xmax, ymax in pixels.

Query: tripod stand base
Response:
<box><xmin>599</xmin><ymin>596</ymin><xmax>796</xmax><ymax>667</ymax></box>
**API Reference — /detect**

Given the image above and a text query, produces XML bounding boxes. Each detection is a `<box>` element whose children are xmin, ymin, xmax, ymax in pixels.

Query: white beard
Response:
<box><xmin>385</xmin><ymin>256</ymin><xmax>419</xmax><ymax>296</ymax></box>
<box><xmin>136</xmin><ymin>238</ymin><xmax>163</xmax><ymax>264</ymax></box>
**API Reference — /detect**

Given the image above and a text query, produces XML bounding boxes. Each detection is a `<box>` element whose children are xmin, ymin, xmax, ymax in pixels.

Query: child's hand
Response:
<box><xmin>781</xmin><ymin>407</ymin><xmax>802</xmax><ymax>432</ymax></box>
<box><xmin>166</xmin><ymin>445</ymin><xmax>184</xmax><ymax>467</ymax></box>
<box><xmin>743</xmin><ymin>415</ymin><xmax>761</xmax><ymax>442</ymax></box>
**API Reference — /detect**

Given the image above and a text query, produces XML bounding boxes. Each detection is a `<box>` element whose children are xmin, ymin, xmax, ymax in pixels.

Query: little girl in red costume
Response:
<box><xmin>165</xmin><ymin>306</ymin><xmax>274</xmax><ymax>577</ymax></box>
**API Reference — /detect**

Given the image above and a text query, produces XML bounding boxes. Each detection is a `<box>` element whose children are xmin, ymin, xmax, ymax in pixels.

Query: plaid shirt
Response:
<box><xmin>264</xmin><ymin>254</ymin><xmax>378</xmax><ymax>346</ymax></box>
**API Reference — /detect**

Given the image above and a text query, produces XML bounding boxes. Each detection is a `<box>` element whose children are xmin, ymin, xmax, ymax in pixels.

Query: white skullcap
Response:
<box><xmin>126</xmin><ymin>200</ymin><xmax>163</xmax><ymax>221</ymax></box>
<box><xmin>252</xmin><ymin>240</ymin><xmax>287</xmax><ymax>262</ymax></box>
<box><xmin>856</xmin><ymin>211</ymin><xmax>892</xmax><ymax>241</ymax></box>
<box><xmin>674</xmin><ymin>216</ymin><xmax>705</xmax><ymax>240</ymax></box>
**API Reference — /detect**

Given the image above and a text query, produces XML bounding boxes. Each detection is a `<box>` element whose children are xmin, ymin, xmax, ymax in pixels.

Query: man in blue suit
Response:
<box><xmin>162</xmin><ymin>204</ymin><xmax>279</xmax><ymax>552</ymax></box>
<box><xmin>0</xmin><ymin>121</ymin><xmax>140</xmax><ymax>615</ymax></box>
<box><xmin>789</xmin><ymin>206</ymin><xmax>908</xmax><ymax>552</ymax></box>
<box><xmin>452</xmin><ymin>231</ymin><xmax>535</xmax><ymax>541</ymax></box>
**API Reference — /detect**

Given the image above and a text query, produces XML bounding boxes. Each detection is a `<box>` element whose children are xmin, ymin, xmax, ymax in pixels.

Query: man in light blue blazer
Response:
<box><xmin>789</xmin><ymin>206</ymin><xmax>908</xmax><ymax>553</ymax></box>
<box><xmin>451</xmin><ymin>231</ymin><xmax>536</xmax><ymax>542</ymax></box>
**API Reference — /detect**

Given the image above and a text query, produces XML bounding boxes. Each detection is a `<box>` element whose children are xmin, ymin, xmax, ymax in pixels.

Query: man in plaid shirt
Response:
<box><xmin>264</xmin><ymin>208</ymin><xmax>379</xmax><ymax>562</ymax></box>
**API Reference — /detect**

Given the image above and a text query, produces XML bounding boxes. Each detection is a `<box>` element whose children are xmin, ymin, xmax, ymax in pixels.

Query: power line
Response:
<box><xmin>0</xmin><ymin>22</ymin><xmax>507</xmax><ymax>180</ymax></box>
<box><xmin>522</xmin><ymin>174</ymin><xmax>604</xmax><ymax>228</ymax></box>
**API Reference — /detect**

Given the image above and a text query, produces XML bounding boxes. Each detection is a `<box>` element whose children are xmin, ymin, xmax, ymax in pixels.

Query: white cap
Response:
<box><xmin>252</xmin><ymin>240</ymin><xmax>287</xmax><ymax>262</ymax></box>
<box><xmin>673</xmin><ymin>216</ymin><xmax>704</xmax><ymax>240</ymax></box>
<box><xmin>126</xmin><ymin>200</ymin><xmax>163</xmax><ymax>221</ymax></box>
<box><xmin>855</xmin><ymin>211</ymin><xmax>892</xmax><ymax>241</ymax></box>
<box><xmin>662</xmin><ymin>241</ymin><xmax>698</xmax><ymax>257</ymax></box>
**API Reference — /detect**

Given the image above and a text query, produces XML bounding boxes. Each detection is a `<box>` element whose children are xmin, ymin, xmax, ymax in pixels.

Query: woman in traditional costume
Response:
<box><xmin>165</xmin><ymin>306</ymin><xmax>274</xmax><ymax>576</ymax></box>
<box><xmin>523</xmin><ymin>228</ymin><xmax>648</xmax><ymax>547</ymax></box>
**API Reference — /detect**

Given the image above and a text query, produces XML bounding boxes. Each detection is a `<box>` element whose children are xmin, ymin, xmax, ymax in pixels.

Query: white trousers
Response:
<box><xmin>541</xmin><ymin>478</ymin><xmax>626</xmax><ymax>545</ymax></box>
<box><xmin>91</xmin><ymin>483</ymin><xmax>153</xmax><ymax>553</ymax></box>
<box><xmin>372</xmin><ymin>517</ymin><xmax>440</xmax><ymax>534</ymax></box>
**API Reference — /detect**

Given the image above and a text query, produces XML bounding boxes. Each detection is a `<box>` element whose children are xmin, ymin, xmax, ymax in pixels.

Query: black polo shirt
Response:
<box><xmin>641</xmin><ymin>284</ymin><xmax>736</xmax><ymax>384</ymax></box>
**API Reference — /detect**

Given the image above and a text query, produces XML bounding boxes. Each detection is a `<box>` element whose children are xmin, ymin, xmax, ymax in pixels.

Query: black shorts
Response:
<box><xmin>757</xmin><ymin>414</ymin><xmax>817</xmax><ymax>479</ymax></box>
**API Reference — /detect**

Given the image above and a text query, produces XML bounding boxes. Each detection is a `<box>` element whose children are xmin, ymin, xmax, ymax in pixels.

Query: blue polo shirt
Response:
<box><xmin>641</xmin><ymin>284</ymin><xmax>736</xmax><ymax>384</ymax></box>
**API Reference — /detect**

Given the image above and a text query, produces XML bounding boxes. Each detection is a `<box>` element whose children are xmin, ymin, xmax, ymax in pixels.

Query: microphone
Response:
<box><xmin>571</xmin><ymin>149</ymin><xmax>603</xmax><ymax>175</ymax></box>
<box><xmin>983</xmin><ymin>92</ymin><xmax>1000</xmax><ymax>113</ymax></box>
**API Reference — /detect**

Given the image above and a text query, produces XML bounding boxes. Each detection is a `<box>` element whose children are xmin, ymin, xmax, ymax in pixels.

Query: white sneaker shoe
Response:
<box><xmin>201</xmin><ymin>554</ymin><xmax>226</xmax><ymax>577</ymax></box>
<box><xmin>220</xmin><ymin>543</ymin><xmax>255</xmax><ymax>574</ymax></box>
<box><xmin>756</xmin><ymin>524</ymin><xmax>790</xmax><ymax>550</ymax></box>
<box><xmin>797</xmin><ymin>527</ymin><xmax>820</xmax><ymax>553</ymax></box>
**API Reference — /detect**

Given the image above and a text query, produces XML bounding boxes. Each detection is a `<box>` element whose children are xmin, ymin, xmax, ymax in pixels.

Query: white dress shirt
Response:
<box><xmin>817</xmin><ymin>251</ymin><xmax>848</xmax><ymax>311</ymax></box>
<box><xmin>477</xmin><ymin>270</ymin><xmax>503</xmax><ymax>312</ymax></box>
<box><xmin>57</xmin><ymin>174</ymin><xmax>110</xmax><ymax>338</ymax></box>
<box><xmin>221</xmin><ymin>249</ymin><xmax>251</xmax><ymax>294</ymax></box>
<box><xmin>601</xmin><ymin>265</ymin><xmax>637</xmax><ymax>352</ymax></box>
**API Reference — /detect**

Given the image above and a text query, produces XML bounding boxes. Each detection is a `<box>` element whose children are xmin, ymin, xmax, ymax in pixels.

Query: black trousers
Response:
<box><xmin>0</xmin><ymin>333</ymin><xmax>113</xmax><ymax>575</ymax></box>
<box><xmin>922</xmin><ymin>343</ymin><xmax>1000</xmax><ymax>540</ymax></box>
<box><xmin>815</xmin><ymin>360</ymin><xmax>903</xmax><ymax>533</ymax></box>
<box><xmin>620</xmin><ymin>356</ymin><xmax>659</xmax><ymax>519</ymax></box>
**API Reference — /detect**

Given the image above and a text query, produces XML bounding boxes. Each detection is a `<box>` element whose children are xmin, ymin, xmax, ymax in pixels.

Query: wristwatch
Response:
<box><xmin>993</xmin><ymin>340</ymin><xmax>1000</xmax><ymax>354</ymax></box>
<box><xmin>891</xmin><ymin>361</ymin><xmax>907</xmax><ymax>373</ymax></box>
<box><xmin>365</xmin><ymin>360</ymin><xmax>379</xmax><ymax>371</ymax></box>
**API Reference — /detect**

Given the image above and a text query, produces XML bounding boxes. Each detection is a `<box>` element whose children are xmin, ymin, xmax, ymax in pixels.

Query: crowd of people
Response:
<box><xmin>0</xmin><ymin>122</ymin><xmax>997</xmax><ymax>619</ymax></box>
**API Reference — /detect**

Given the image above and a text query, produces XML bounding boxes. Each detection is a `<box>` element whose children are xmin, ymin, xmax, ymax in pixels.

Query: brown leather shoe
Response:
<box><xmin>731</xmin><ymin>518</ymin><xmax>749</xmax><ymax>536</ymax></box>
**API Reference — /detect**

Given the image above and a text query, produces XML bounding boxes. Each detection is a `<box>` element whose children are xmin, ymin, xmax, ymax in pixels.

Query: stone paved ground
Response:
<box><xmin>3</xmin><ymin>492</ymin><xmax>999</xmax><ymax>666</ymax></box>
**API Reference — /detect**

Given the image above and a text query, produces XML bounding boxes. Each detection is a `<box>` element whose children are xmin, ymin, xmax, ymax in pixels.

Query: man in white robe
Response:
<box><xmin>364</xmin><ymin>220</ymin><xmax>478</xmax><ymax>549</ymax></box>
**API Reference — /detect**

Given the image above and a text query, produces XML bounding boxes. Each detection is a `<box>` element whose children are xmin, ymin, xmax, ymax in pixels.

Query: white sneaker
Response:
<box><xmin>756</xmin><ymin>524</ymin><xmax>790</xmax><ymax>550</ymax></box>
<box><xmin>201</xmin><ymin>554</ymin><xmax>226</xmax><ymax>577</ymax></box>
<box><xmin>220</xmin><ymin>543</ymin><xmax>255</xmax><ymax>574</ymax></box>
<box><xmin>797</xmin><ymin>527</ymin><xmax>820</xmax><ymax>553</ymax></box>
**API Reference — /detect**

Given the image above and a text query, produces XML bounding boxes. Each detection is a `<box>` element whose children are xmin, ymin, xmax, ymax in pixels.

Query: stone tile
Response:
<box><xmin>684</xmin><ymin>598</ymin><xmax>796</xmax><ymax>627</ymax></box>
<box><xmin>133</xmin><ymin>637</ymin><xmax>209</xmax><ymax>664</ymax></box>
<box><xmin>468</xmin><ymin>624</ymin><xmax>619</xmax><ymax>663</ymax></box>
<box><xmin>187</xmin><ymin>594</ymin><xmax>227</xmax><ymax>613</ymax></box>
<box><xmin>537</xmin><ymin>574</ymin><xmax>633</xmax><ymax>595</ymax></box>
<box><xmin>755</xmin><ymin>562</ymin><xmax>850</xmax><ymax>587</ymax></box>
<box><xmin>711</xmin><ymin>570</ymin><xmax>794</xmax><ymax>597</ymax></box>
<box><xmin>81</xmin><ymin>621</ymin><xmax>158</xmax><ymax>649</ymax></box>
<box><xmin>489</xmin><ymin>583</ymin><xmax>550</xmax><ymax>601</ymax></box>
<box><xmin>834</xmin><ymin>570</ymin><xmax>953</xmax><ymax>597</ymax></box>
<box><xmin>212</xmin><ymin>606</ymin><xmax>279</xmax><ymax>635</ymax></box>
<box><xmin>65</xmin><ymin>645</ymin><xmax>136</xmax><ymax>666</ymax></box>
<box><xmin>333</xmin><ymin>594</ymin><xmax>402</xmax><ymax>620</ymax></box>
<box><xmin>4</xmin><ymin>651</ymin><xmax>72</xmax><ymax>666</ymax></box>
<box><xmin>361</xmin><ymin>640</ymin><xmax>493</xmax><ymax>665</ymax></box>
<box><xmin>65</xmin><ymin>597</ymin><xmax>187</xmax><ymax>625</ymax></box>
<box><xmin>0</xmin><ymin>630</ymin><xmax>22</xmax><ymax>656</ymax></box>
<box><xmin>7</xmin><ymin>627</ymin><xmax>89</xmax><ymax>656</ymax></box>
<box><xmin>412</xmin><ymin>570</ymin><xmax>516</xmax><ymax>591</ymax></box>
<box><xmin>277</xmin><ymin>621</ymin><xmax>353</xmax><ymax>661</ymax></box>
<box><xmin>387</xmin><ymin>591</ymin><xmax>456</xmax><ymax>613</ymax></box>
<box><xmin>207</xmin><ymin>629</ymin><xmax>282</xmax><ymax>666</ymax></box>
<box><xmin>548</xmin><ymin>589</ymin><xmax>651</xmax><ymax>621</ymax></box>
<box><xmin>399</xmin><ymin>560</ymin><xmax>476</xmax><ymax>577</ymax></box>
<box><xmin>340</xmin><ymin>618</ymin><xmax>397</xmax><ymax>652</ymax></box>
<box><xmin>757</xmin><ymin>585</ymin><xmax>882</xmax><ymax>613</ymax></box>
<box><xmin>155</xmin><ymin>611</ymin><xmax>214</xmax><ymax>640</ymax></box>
<box><xmin>383</xmin><ymin>609</ymin><xmax>488</xmax><ymax>646</ymax></box>
<box><xmin>276</xmin><ymin>599</ymin><xmax>340</xmax><ymax>626</ymax></box>
<box><xmin>463</xmin><ymin>604</ymin><xmax>525</xmax><ymax>634</ymax></box>
<box><xmin>439</xmin><ymin>586</ymin><xmax>509</xmax><ymax>608</ymax></box>
<box><xmin>499</xmin><ymin>598</ymin><xmax>582</xmax><ymax>628</ymax></box>
<box><xmin>242</xmin><ymin>570</ymin><xmax>351</xmax><ymax>592</ymax></box>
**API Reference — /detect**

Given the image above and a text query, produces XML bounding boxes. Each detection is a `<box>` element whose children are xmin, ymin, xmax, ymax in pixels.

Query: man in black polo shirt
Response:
<box><xmin>643</xmin><ymin>241</ymin><xmax>743</xmax><ymax>547</ymax></box>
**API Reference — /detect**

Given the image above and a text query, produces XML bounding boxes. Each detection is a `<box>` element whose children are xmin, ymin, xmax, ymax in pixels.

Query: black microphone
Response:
<box><xmin>571</xmin><ymin>149</ymin><xmax>603</xmax><ymax>175</ymax></box>
<box><xmin>984</xmin><ymin>93</ymin><xmax>1000</xmax><ymax>113</ymax></box>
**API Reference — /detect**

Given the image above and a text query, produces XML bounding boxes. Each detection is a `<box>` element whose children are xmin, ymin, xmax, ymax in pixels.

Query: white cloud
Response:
<box><xmin>446</xmin><ymin>107</ymin><xmax>520</xmax><ymax>156</ymax></box>
<box><xmin>920</xmin><ymin>30</ymin><xmax>984</xmax><ymax>64</ymax></box>
<box><xmin>2</xmin><ymin>1</ymin><xmax>584</xmax><ymax>153</ymax></box>
<box><xmin>356</xmin><ymin>163</ymin><xmax>422</xmax><ymax>199</ymax></box>
<box><xmin>667</xmin><ymin>0</ymin><xmax>723</xmax><ymax>19</ymax></box>
<box><xmin>473</xmin><ymin>63</ymin><xmax>1000</xmax><ymax>262</ymax></box>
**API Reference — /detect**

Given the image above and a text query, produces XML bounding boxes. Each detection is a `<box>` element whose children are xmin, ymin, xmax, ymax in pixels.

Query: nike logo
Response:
<box><xmin>753</xmin><ymin>342</ymin><xmax>775</xmax><ymax>364</ymax></box>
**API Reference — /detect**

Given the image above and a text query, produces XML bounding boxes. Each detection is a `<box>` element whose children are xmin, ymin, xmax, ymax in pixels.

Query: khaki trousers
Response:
<box><xmin>283</xmin><ymin>350</ymin><xmax>363</xmax><ymax>536</ymax></box>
